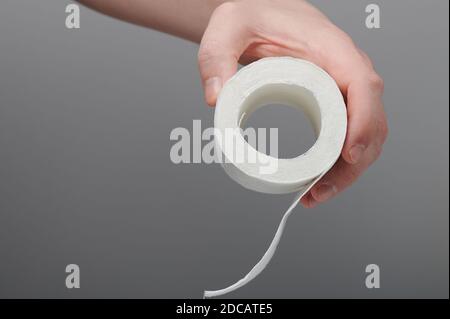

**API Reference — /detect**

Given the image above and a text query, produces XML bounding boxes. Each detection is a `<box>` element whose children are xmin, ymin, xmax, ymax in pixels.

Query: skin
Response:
<box><xmin>78</xmin><ymin>0</ymin><xmax>388</xmax><ymax>208</ymax></box>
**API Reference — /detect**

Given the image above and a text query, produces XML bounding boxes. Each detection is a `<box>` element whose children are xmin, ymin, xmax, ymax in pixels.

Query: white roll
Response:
<box><xmin>204</xmin><ymin>57</ymin><xmax>347</xmax><ymax>298</ymax></box>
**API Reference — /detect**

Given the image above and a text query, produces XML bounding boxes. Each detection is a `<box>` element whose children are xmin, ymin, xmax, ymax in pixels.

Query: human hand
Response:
<box><xmin>197</xmin><ymin>0</ymin><xmax>388</xmax><ymax>207</ymax></box>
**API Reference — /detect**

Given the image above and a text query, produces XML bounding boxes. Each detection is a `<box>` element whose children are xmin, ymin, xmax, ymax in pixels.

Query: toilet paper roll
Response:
<box><xmin>204</xmin><ymin>57</ymin><xmax>347</xmax><ymax>298</ymax></box>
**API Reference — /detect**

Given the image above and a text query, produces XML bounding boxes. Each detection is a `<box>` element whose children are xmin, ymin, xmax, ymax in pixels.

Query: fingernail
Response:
<box><xmin>306</xmin><ymin>196</ymin><xmax>318</xmax><ymax>208</ymax></box>
<box><xmin>204</xmin><ymin>77</ymin><xmax>222</xmax><ymax>106</ymax></box>
<box><xmin>315</xmin><ymin>183</ymin><xmax>337</xmax><ymax>202</ymax></box>
<box><xmin>301</xmin><ymin>194</ymin><xmax>315</xmax><ymax>208</ymax></box>
<box><xmin>349</xmin><ymin>144</ymin><xmax>366</xmax><ymax>164</ymax></box>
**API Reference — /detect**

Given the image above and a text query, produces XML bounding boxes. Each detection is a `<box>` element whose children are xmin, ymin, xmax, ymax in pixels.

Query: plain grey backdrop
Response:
<box><xmin>0</xmin><ymin>0</ymin><xmax>448</xmax><ymax>298</ymax></box>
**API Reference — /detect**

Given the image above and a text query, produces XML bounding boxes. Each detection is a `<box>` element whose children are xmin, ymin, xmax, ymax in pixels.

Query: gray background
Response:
<box><xmin>0</xmin><ymin>0</ymin><xmax>448</xmax><ymax>298</ymax></box>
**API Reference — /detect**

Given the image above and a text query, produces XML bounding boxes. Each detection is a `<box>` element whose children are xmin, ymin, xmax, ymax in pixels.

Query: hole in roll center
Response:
<box><xmin>239</xmin><ymin>83</ymin><xmax>321</xmax><ymax>159</ymax></box>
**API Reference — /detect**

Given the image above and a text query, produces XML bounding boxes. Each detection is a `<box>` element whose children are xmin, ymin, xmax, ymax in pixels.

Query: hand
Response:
<box><xmin>197</xmin><ymin>0</ymin><xmax>388</xmax><ymax>207</ymax></box>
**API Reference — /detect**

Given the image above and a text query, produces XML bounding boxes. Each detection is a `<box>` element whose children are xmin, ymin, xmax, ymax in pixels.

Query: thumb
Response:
<box><xmin>198</xmin><ymin>3</ymin><xmax>250</xmax><ymax>106</ymax></box>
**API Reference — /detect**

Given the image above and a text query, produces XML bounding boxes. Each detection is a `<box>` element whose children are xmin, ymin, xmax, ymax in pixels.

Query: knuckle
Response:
<box><xmin>198</xmin><ymin>40</ymin><xmax>222</xmax><ymax>65</ymax></box>
<box><xmin>343</xmin><ymin>34</ymin><xmax>357</xmax><ymax>49</ymax></box>
<box><xmin>197</xmin><ymin>46</ymin><xmax>214</xmax><ymax>65</ymax></box>
<box><xmin>367</xmin><ymin>72</ymin><xmax>384</xmax><ymax>92</ymax></box>
<box><xmin>214</xmin><ymin>1</ymin><xmax>238</xmax><ymax>17</ymax></box>
<box><xmin>359</xmin><ymin>49</ymin><xmax>374</xmax><ymax>68</ymax></box>
<box><xmin>331</xmin><ymin>26</ymin><xmax>354</xmax><ymax>47</ymax></box>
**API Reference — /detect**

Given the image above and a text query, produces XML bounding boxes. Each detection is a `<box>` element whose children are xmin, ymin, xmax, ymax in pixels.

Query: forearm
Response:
<box><xmin>77</xmin><ymin>0</ymin><xmax>227</xmax><ymax>42</ymax></box>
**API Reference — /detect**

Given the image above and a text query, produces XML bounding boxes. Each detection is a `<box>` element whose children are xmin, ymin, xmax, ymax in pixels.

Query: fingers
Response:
<box><xmin>300</xmin><ymin>157</ymin><xmax>363</xmax><ymax>208</ymax></box>
<box><xmin>300</xmin><ymin>141</ymin><xmax>383</xmax><ymax>208</ymax></box>
<box><xmin>341</xmin><ymin>73</ymin><xmax>385</xmax><ymax>165</ymax></box>
<box><xmin>198</xmin><ymin>3</ymin><xmax>251</xmax><ymax>106</ymax></box>
<box><xmin>197</xmin><ymin>2</ymin><xmax>388</xmax><ymax>207</ymax></box>
<box><xmin>300</xmin><ymin>72</ymin><xmax>387</xmax><ymax>208</ymax></box>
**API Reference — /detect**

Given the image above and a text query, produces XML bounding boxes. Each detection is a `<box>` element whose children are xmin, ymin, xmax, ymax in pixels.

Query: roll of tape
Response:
<box><xmin>204</xmin><ymin>57</ymin><xmax>347</xmax><ymax>298</ymax></box>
